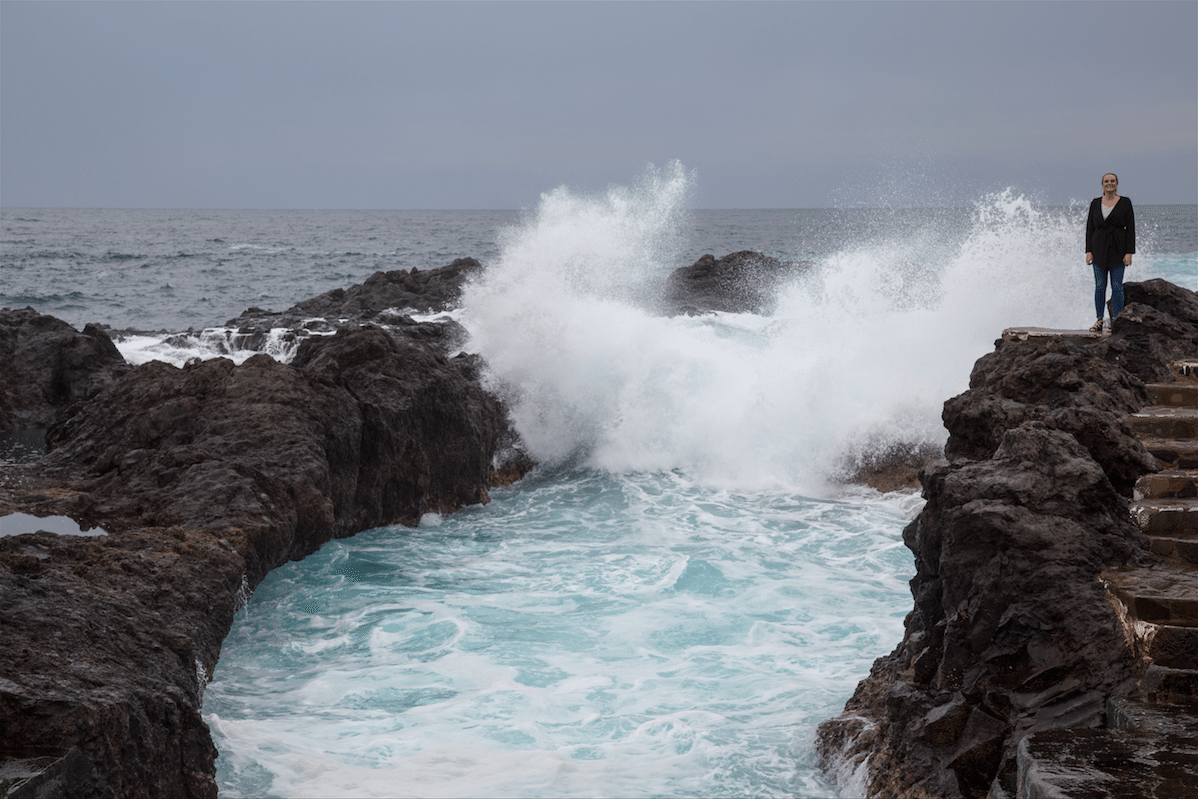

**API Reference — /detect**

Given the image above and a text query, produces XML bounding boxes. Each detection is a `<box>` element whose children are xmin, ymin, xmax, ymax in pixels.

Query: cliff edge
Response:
<box><xmin>0</xmin><ymin>262</ymin><xmax>531</xmax><ymax>798</ymax></box>
<box><xmin>817</xmin><ymin>278</ymin><xmax>1198</xmax><ymax>798</ymax></box>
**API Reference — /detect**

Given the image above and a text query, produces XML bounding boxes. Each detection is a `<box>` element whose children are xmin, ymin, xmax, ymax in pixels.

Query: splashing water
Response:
<box><xmin>201</xmin><ymin>173</ymin><xmax>1191</xmax><ymax>798</ymax></box>
<box><xmin>462</xmin><ymin>175</ymin><xmax>1090</xmax><ymax>493</ymax></box>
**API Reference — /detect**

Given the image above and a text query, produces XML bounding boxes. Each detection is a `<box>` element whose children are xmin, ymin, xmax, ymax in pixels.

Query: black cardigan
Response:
<box><xmin>1086</xmin><ymin>196</ymin><xmax>1135</xmax><ymax>270</ymax></box>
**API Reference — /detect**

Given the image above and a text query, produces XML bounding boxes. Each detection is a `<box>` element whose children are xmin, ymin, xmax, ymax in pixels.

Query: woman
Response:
<box><xmin>1085</xmin><ymin>173</ymin><xmax>1135</xmax><ymax>333</ymax></box>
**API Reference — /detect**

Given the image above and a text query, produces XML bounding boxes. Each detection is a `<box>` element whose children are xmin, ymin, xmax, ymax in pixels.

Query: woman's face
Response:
<box><xmin>1102</xmin><ymin>174</ymin><xmax>1118</xmax><ymax>193</ymax></box>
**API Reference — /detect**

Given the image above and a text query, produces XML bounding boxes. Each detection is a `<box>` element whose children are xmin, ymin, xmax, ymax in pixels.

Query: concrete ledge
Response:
<box><xmin>1001</xmin><ymin>326</ymin><xmax>1106</xmax><ymax>343</ymax></box>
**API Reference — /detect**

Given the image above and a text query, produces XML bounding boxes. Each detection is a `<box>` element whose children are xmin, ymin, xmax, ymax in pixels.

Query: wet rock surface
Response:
<box><xmin>188</xmin><ymin>257</ymin><xmax>484</xmax><ymax>360</ymax></box>
<box><xmin>817</xmin><ymin>279</ymin><xmax>1198</xmax><ymax>798</ymax></box>
<box><xmin>0</xmin><ymin>260</ymin><xmax>531</xmax><ymax>798</ymax></box>
<box><xmin>2</xmin><ymin>248</ymin><xmax>808</xmax><ymax>797</ymax></box>
<box><xmin>662</xmin><ymin>250</ymin><xmax>813</xmax><ymax>315</ymax></box>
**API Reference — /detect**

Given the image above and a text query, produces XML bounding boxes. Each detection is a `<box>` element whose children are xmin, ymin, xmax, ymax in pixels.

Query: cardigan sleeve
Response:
<box><xmin>1123</xmin><ymin>198</ymin><xmax>1135</xmax><ymax>255</ymax></box>
<box><xmin>1085</xmin><ymin>198</ymin><xmax>1099</xmax><ymax>253</ymax></box>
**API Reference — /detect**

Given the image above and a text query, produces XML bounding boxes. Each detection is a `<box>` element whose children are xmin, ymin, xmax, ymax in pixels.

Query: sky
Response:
<box><xmin>1</xmin><ymin>1</ymin><xmax>1195</xmax><ymax>210</ymax></box>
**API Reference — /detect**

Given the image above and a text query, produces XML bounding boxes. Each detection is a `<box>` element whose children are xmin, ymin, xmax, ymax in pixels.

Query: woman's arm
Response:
<box><xmin>1085</xmin><ymin>198</ymin><xmax>1098</xmax><ymax>263</ymax></box>
<box><xmin>1124</xmin><ymin>198</ymin><xmax>1135</xmax><ymax>256</ymax></box>
<box><xmin>1087</xmin><ymin>196</ymin><xmax>1097</xmax><ymax>259</ymax></box>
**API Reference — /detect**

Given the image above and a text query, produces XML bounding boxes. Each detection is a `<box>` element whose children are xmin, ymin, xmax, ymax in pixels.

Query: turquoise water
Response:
<box><xmin>204</xmin><ymin>471</ymin><xmax>918</xmax><ymax>798</ymax></box>
<box><xmin>1144</xmin><ymin>253</ymin><xmax>1198</xmax><ymax>292</ymax></box>
<box><xmin>200</xmin><ymin>184</ymin><xmax>1191</xmax><ymax>798</ymax></box>
<box><xmin>5</xmin><ymin>176</ymin><xmax>1188</xmax><ymax>797</ymax></box>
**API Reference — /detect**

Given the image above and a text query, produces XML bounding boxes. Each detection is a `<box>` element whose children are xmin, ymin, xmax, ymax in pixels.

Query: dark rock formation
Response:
<box><xmin>215</xmin><ymin>257</ymin><xmax>482</xmax><ymax>353</ymax></box>
<box><xmin>0</xmin><ymin>308</ymin><xmax>130</xmax><ymax>432</ymax></box>
<box><xmin>817</xmin><ymin>279</ymin><xmax>1198</xmax><ymax>798</ymax></box>
<box><xmin>285</xmin><ymin>256</ymin><xmax>482</xmax><ymax>319</ymax></box>
<box><xmin>846</xmin><ymin>442</ymin><xmax>944</xmax><ymax>494</ymax></box>
<box><xmin>662</xmin><ymin>250</ymin><xmax>812</xmax><ymax>315</ymax></box>
<box><xmin>0</xmin><ymin>265</ymin><xmax>530</xmax><ymax>798</ymax></box>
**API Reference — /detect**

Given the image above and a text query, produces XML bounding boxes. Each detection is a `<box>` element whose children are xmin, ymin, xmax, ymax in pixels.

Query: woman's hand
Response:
<box><xmin>1123</xmin><ymin>254</ymin><xmax>1133</xmax><ymax>267</ymax></box>
<box><xmin>1086</xmin><ymin>252</ymin><xmax>1093</xmax><ymax>265</ymax></box>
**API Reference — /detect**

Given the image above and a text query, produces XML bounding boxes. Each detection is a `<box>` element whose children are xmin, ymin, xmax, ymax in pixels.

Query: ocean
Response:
<box><xmin>2</xmin><ymin>171</ymin><xmax>1195</xmax><ymax>797</ymax></box>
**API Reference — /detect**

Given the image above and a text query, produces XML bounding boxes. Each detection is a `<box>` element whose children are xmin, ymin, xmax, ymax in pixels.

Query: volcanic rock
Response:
<box><xmin>663</xmin><ymin>250</ymin><xmax>812</xmax><ymax>315</ymax></box>
<box><xmin>218</xmin><ymin>257</ymin><xmax>482</xmax><ymax>352</ymax></box>
<box><xmin>817</xmin><ymin>279</ymin><xmax>1197</xmax><ymax>798</ymax></box>
<box><xmin>1</xmin><ymin>290</ymin><xmax>529</xmax><ymax>795</ymax></box>
<box><xmin>0</xmin><ymin>308</ymin><xmax>130</xmax><ymax>433</ymax></box>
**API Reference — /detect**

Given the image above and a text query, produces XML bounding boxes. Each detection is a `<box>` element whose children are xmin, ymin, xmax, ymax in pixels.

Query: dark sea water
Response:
<box><xmin>2</xmin><ymin>178</ymin><xmax>1194</xmax><ymax>797</ymax></box>
<box><xmin>4</xmin><ymin>201</ymin><xmax>1193</xmax><ymax>335</ymax></box>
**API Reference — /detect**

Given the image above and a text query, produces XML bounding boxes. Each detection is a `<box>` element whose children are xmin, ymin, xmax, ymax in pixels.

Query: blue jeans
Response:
<box><xmin>1093</xmin><ymin>264</ymin><xmax>1125</xmax><ymax>319</ymax></box>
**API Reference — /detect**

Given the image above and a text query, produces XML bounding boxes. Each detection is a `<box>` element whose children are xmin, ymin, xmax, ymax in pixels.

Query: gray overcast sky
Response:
<box><xmin>2</xmin><ymin>1</ymin><xmax>1195</xmax><ymax>209</ymax></box>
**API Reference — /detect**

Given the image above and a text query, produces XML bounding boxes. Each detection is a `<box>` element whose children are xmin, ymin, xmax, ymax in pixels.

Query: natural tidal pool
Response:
<box><xmin>204</xmin><ymin>470</ymin><xmax>918</xmax><ymax>798</ymax></box>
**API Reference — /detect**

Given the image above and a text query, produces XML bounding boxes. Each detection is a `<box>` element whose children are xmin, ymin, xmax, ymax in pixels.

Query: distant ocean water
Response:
<box><xmin>3</xmin><ymin>175</ymin><xmax>1194</xmax><ymax>797</ymax></box>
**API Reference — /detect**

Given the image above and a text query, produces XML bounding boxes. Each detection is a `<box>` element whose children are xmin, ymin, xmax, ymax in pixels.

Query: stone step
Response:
<box><xmin>1131</xmin><ymin>499</ymin><xmax>1198</xmax><ymax>534</ymax></box>
<box><xmin>1141</xmin><ymin>438</ymin><xmax>1198</xmax><ymax>471</ymax></box>
<box><xmin>1146</xmin><ymin>382</ymin><xmax>1198</xmax><ymax>408</ymax></box>
<box><xmin>1143</xmin><ymin>624</ymin><xmax>1198</xmax><ymax>670</ymax></box>
<box><xmin>1016</xmin><ymin>727</ymin><xmax>1198</xmax><ymax>798</ymax></box>
<box><xmin>1129</xmin><ymin>407</ymin><xmax>1198</xmax><ymax>440</ymax></box>
<box><xmin>1145</xmin><ymin>532</ymin><xmax>1198</xmax><ymax>566</ymax></box>
<box><xmin>1101</xmin><ymin>566</ymin><xmax>1198</xmax><ymax>626</ymax></box>
<box><xmin>1134</xmin><ymin>471</ymin><xmax>1198</xmax><ymax>501</ymax></box>
<box><xmin>1143</xmin><ymin>664</ymin><xmax>1198</xmax><ymax>702</ymax></box>
<box><xmin>1107</xmin><ymin>696</ymin><xmax>1198</xmax><ymax>737</ymax></box>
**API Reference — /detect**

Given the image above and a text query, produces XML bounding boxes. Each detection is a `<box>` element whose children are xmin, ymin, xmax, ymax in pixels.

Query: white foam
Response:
<box><xmin>114</xmin><ymin>326</ymin><xmax>308</xmax><ymax>367</ymax></box>
<box><xmin>462</xmin><ymin>170</ymin><xmax>1094</xmax><ymax>494</ymax></box>
<box><xmin>205</xmin><ymin>468</ymin><xmax>910</xmax><ymax>798</ymax></box>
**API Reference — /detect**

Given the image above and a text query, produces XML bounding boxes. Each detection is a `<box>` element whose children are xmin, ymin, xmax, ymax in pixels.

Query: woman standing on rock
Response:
<box><xmin>1085</xmin><ymin>173</ymin><xmax>1135</xmax><ymax>333</ymax></box>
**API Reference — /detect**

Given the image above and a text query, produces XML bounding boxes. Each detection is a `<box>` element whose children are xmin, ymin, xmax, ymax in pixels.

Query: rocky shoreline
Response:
<box><xmin>0</xmin><ymin>267</ymin><xmax>533</xmax><ymax>797</ymax></box>
<box><xmin>0</xmin><ymin>250</ymin><xmax>813</xmax><ymax>798</ymax></box>
<box><xmin>4</xmin><ymin>256</ymin><xmax>1193</xmax><ymax>798</ymax></box>
<box><xmin>817</xmin><ymin>278</ymin><xmax>1198</xmax><ymax>798</ymax></box>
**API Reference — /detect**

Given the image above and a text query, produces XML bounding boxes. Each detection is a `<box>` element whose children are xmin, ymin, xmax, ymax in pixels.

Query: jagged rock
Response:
<box><xmin>289</xmin><ymin>256</ymin><xmax>483</xmax><ymax>319</ymax></box>
<box><xmin>845</xmin><ymin>441</ymin><xmax>944</xmax><ymax>493</ymax></box>
<box><xmin>1126</xmin><ymin>278</ymin><xmax>1198</xmax><ymax>329</ymax></box>
<box><xmin>818</xmin><ymin>280</ymin><xmax>1197</xmax><ymax>798</ymax></box>
<box><xmin>662</xmin><ymin>250</ymin><xmax>812</xmax><ymax>315</ymax></box>
<box><xmin>220</xmin><ymin>257</ymin><xmax>482</xmax><ymax>350</ymax></box>
<box><xmin>0</xmin><ymin>308</ymin><xmax>130</xmax><ymax>432</ymax></box>
<box><xmin>1</xmin><ymin>314</ymin><xmax>529</xmax><ymax>796</ymax></box>
<box><xmin>938</xmin><ymin>281</ymin><xmax>1198</xmax><ymax>495</ymax></box>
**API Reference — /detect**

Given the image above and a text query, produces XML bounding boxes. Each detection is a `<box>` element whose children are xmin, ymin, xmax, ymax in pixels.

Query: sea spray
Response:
<box><xmin>766</xmin><ymin>190</ymin><xmax>1093</xmax><ymax>478</ymax></box>
<box><xmin>462</xmin><ymin>172</ymin><xmax>1092</xmax><ymax>493</ymax></box>
<box><xmin>178</xmin><ymin>192</ymin><xmax>1193</xmax><ymax>798</ymax></box>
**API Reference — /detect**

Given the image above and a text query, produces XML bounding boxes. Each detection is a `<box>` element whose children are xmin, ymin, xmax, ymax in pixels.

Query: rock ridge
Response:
<box><xmin>1</xmin><ymin>246</ymin><xmax>789</xmax><ymax>797</ymax></box>
<box><xmin>817</xmin><ymin>278</ymin><xmax>1198</xmax><ymax>798</ymax></box>
<box><xmin>0</xmin><ymin>259</ymin><xmax>530</xmax><ymax>798</ymax></box>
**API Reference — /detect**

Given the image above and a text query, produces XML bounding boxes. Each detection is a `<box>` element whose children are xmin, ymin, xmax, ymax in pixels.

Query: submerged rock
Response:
<box><xmin>662</xmin><ymin>250</ymin><xmax>812</xmax><ymax>315</ymax></box>
<box><xmin>817</xmin><ymin>279</ymin><xmax>1197</xmax><ymax>798</ymax></box>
